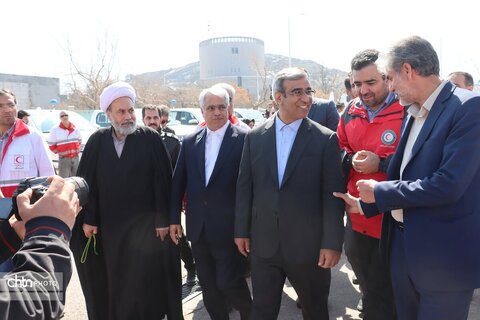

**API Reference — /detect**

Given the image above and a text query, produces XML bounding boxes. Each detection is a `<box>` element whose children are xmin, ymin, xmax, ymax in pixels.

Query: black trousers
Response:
<box><xmin>344</xmin><ymin>225</ymin><xmax>395</xmax><ymax>320</ymax></box>
<box><xmin>250</xmin><ymin>250</ymin><xmax>331</xmax><ymax>320</ymax></box>
<box><xmin>191</xmin><ymin>233</ymin><xmax>252</xmax><ymax>320</ymax></box>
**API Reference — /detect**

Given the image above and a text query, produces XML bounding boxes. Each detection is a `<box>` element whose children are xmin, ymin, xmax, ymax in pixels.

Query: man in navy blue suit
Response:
<box><xmin>169</xmin><ymin>86</ymin><xmax>252</xmax><ymax>320</ymax></box>
<box><xmin>335</xmin><ymin>36</ymin><xmax>480</xmax><ymax>320</ymax></box>
<box><xmin>307</xmin><ymin>97</ymin><xmax>339</xmax><ymax>131</ymax></box>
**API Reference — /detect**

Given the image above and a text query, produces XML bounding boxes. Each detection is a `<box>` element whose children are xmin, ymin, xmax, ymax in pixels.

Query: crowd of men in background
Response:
<box><xmin>1</xmin><ymin>35</ymin><xmax>480</xmax><ymax>320</ymax></box>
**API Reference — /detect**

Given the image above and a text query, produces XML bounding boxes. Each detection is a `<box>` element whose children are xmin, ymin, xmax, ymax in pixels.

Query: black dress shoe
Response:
<box><xmin>186</xmin><ymin>270</ymin><xmax>197</xmax><ymax>286</ymax></box>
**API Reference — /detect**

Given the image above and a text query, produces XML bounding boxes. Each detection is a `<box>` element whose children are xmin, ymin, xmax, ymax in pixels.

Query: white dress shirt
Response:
<box><xmin>391</xmin><ymin>80</ymin><xmax>448</xmax><ymax>222</ymax></box>
<box><xmin>275</xmin><ymin>115</ymin><xmax>302</xmax><ymax>187</ymax></box>
<box><xmin>205</xmin><ymin>121</ymin><xmax>229</xmax><ymax>186</ymax></box>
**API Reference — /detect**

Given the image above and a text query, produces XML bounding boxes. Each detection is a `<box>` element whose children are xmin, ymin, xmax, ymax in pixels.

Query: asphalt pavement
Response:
<box><xmin>63</xmin><ymin>253</ymin><xmax>480</xmax><ymax>319</ymax></box>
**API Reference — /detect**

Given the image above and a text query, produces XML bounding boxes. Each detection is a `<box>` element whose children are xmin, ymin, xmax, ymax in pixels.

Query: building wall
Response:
<box><xmin>0</xmin><ymin>73</ymin><xmax>60</xmax><ymax>109</ymax></box>
<box><xmin>199</xmin><ymin>36</ymin><xmax>266</xmax><ymax>100</ymax></box>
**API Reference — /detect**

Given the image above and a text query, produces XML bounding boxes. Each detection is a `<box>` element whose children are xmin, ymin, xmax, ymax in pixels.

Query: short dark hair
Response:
<box><xmin>351</xmin><ymin>49</ymin><xmax>379</xmax><ymax>71</ymax></box>
<box><xmin>141</xmin><ymin>105</ymin><xmax>160</xmax><ymax>119</ymax></box>
<box><xmin>17</xmin><ymin>110</ymin><xmax>30</xmax><ymax>118</ymax></box>
<box><xmin>344</xmin><ymin>77</ymin><xmax>352</xmax><ymax>90</ymax></box>
<box><xmin>158</xmin><ymin>105</ymin><xmax>171</xmax><ymax>117</ymax></box>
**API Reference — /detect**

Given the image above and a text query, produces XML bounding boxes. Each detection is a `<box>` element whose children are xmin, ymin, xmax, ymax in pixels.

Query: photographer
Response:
<box><xmin>0</xmin><ymin>176</ymin><xmax>80</xmax><ymax>319</ymax></box>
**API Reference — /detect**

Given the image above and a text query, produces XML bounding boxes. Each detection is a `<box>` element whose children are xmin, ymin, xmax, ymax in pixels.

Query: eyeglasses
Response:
<box><xmin>286</xmin><ymin>88</ymin><xmax>316</xmax><ymax>98</ymax></box>
<box><xmin>60</xmin><ymin>114</ymin><xmax>68</xmax><ymax>118</ymax></box>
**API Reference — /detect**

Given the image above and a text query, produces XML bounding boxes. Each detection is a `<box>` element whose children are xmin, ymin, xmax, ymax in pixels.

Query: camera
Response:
<box><xmin>5</xmin><ymin>176</ymin><xmax>89</xmax><ymax>221</ymax></box>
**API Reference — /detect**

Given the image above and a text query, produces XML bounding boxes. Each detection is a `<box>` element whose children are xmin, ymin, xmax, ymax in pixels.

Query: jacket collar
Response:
<box><xmin>59</xmin><ymin>122</ymin><xmax>76</xmax><ymax>132</ymax></box>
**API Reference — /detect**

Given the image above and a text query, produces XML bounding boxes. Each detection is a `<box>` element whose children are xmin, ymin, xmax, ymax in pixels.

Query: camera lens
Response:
<box><xmin>64</xmin><ymin>177</ymin><xmax>89</xmax><ymax>207</ymax></box>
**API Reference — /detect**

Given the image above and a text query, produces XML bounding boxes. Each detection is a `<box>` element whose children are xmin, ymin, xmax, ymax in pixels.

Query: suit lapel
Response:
<box><xmin>263</xmin><ymin>118</ymin><xmax>279</xmax><ymax>187</ymax></box>
<box><xmin>195</xmin><ymin>128</ymin><xmax>207</xmax><ymax>185</ymax></box>
<box><xmin>280</xmin><ymin>119</ymin><xmax>311</xmax><ymax>189</ymax></box>
<box><xmin>409</xmin><ymin>83</ymin><xmax>452</xmax><ymax>162</ymax></box>
<box><xmin>208</xmin><ymin>124</ymin><xmax>236</xmax><ymax>185</ymax></box>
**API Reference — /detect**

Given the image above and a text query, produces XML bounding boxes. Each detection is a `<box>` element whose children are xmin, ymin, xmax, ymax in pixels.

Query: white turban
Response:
<box><xmin>99</xmin><ymin>81</ymin><xmax>136</xmax><ymax>112</ymax></box>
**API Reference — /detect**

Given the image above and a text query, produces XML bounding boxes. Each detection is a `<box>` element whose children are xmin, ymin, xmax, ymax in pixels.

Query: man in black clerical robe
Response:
<box><xmin>70</xmin><ymin>82</ymin><xmax>182</xmax><ymax>320</ymax></box>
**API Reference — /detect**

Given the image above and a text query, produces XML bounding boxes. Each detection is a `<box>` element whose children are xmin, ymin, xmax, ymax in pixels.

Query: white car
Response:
<box><xmin>168</xmin><ymin>108</ymin><xmax>204</xmax><ymax>140</ymax></box>
<box><xmin>88</xmin><ymin>109</ymin><xmax>144</xmax><ymax>128</ymax></box>
<box><xmin>234</xmin><ymin>108</ymin><xmax>266</xmax><ymax>128</ymax></box>
<box><xmin>26</xmin><ymin>109</ymin><xmax>98</xmax><ymax>168</ymax></box>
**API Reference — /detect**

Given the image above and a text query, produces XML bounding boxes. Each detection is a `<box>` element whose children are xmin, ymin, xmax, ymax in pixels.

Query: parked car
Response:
<box><xmin>90</xmin><ymin>110</ymin><xmax>110</xmax><ymax>128</ymax></box>
<box><xmin>87</xmin><ymin>109</ymin><xmax>144</xmax><ymax>128</ymax></box>
<box><xmin>234</xmin><ymin>108</ymin><xmax>266</xmax><ymax>128</ymax></box>
<box><xmin>168</xmin><ymin>108</ymin><xmax>204</xmax><ymax>140</ymax></box>
<box><xmin>26</xmin><ymin>109</ymin><xmax>98</xmax><ymax>168</ymax></box>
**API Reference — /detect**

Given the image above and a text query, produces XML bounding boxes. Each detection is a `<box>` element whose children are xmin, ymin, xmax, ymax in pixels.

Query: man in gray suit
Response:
<box><xmin>235</xmin><ymin>67</ymin><xmax>345</xmax><ymax>320</ymax></box>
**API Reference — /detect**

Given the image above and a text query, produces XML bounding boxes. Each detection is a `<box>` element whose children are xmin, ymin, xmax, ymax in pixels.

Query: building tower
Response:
<box><xmin>199</xmin><ymin>36</ymin><xmax>265</xmax><ymax>101</ymax></box>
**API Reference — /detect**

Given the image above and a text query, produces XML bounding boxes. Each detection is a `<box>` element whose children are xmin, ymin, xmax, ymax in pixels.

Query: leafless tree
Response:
<box><xmin>310</xmin><ymin>67</ymin><xmax>345</xmax><ymax>101</ymax></box>
<box><xmin>249</xmin><ymin>58</ymin><xmax>275</xmax><ymax>110</ymax></box>
<box><xmin>64</xmin><ymin>33</ymin><xmax>119</xmax><ymax>109</ymax></box>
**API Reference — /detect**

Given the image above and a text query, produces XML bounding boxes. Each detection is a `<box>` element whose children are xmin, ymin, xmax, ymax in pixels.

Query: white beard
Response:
<box><xmin>112</xmin><ymin>121</ymin><xmax>136</xmax><ymax>136</ymax></box>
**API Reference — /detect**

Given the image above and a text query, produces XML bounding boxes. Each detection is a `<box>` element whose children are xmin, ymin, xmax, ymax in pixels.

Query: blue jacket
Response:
<box><xmin>363</xmin><ymin>82</ymin><xmax>480</xmax><ymax>291</ymax></box>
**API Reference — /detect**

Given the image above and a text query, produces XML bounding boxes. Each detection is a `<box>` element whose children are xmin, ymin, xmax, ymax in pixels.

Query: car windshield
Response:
<box><xmin>169</xmin><ymin>109</ymin><xmax>204</xmax><ymax>125</ymax></box>
<box><xmin>236</xmin><ymin>109</ymin><xmax>264</xmax><ymax>122</ymax></box>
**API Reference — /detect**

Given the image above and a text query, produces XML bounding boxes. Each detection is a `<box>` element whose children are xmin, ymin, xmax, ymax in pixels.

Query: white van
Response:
<box><xmin>26</xmin><ymin>109</ymin><xmax>98</xmax><ymax>168</ymax></box>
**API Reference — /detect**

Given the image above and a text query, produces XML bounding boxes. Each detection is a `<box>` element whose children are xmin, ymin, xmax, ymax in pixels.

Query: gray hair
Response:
<box><xmin>198</xmin><ymin>87</ymin><xmax>230</xmax><ymax>110</ymax></box>
<box><xmin>448</xmin><ymin>71</ymin><xmax>474</xmax><ymax>88</ymax></box>
<box><xmin>272</xmin><ymin>67</ymin><xmax>309</xmax><ymax>102</ymax></box>
<box><xmin>212</xmin><ymin>83</ymin><xmax>235</xmax><ymax>103</ymax></box>
<box><xmin>385</xmin><ymin>36</ymin><xmax>440</xmax><ymax>76</ymax></box>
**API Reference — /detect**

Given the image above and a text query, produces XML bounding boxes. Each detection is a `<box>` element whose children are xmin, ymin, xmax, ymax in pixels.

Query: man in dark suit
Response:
<box><xmin>307</xmin><ymin>97</ymin><xmax>339</xmax><ymax>131</ymax></box>
<box><xmin>170</xmin><ymin>86</ymin><xmax>252</xmax><ymax>320</ymax></box>
<box><xmin>142</xmin><ymin>104</ymin><xmax>197</xmax><ymax>286</ymax></box>
<box><xmin>336</xmin><ymin>36</ymin><xmax>480</xmax><ymax>320</ymax></box>
<box><xmin>235</xmin><ymin>67</ymin><xmax>345</xmax><ymax>320</ymax></box>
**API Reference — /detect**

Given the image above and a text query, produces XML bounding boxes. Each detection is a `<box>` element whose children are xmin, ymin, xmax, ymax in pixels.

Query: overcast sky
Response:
<box><xmin>4</xmin><ymin>0</ymin><xmax>479</xmax><ymax>91</ymax></box>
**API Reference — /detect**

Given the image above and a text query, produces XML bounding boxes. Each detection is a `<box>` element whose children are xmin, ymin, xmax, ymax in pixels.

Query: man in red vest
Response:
<box><xmin>48</xmin><ymin>111</ymin><xmax>81</xmax><ymax>177</ymax></box>
<box><xmin>337</xmin><ymin>49</ymin><xmax>406</xmax><ymax>319</ymax></box>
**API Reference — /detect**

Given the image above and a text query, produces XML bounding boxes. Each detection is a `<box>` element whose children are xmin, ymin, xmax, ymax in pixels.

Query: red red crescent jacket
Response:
<box><xmin>47</xmin><ymin>123</ymin><xmax>81</xmax><ymax>158</ymax></box>
<box><xmin>337</xmin><ymin>97</ymin><xmax>405</xmax><ymax>238</ymax></box>
<box><xmin>0</xmin><ymin>120</ymin><xmax>54</xmax><ymax>197</ymax></box>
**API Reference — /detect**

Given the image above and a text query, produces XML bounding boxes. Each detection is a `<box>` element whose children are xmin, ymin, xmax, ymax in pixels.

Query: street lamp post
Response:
<box><xmin>288</xmin><ymin>16</ymin><xmax>292</xmax><ymax>67</ymax></box>
<box><xmin>288</xmin><ymin>13</ymin><xmax>304</xmax><ymax>68</ymax></box>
